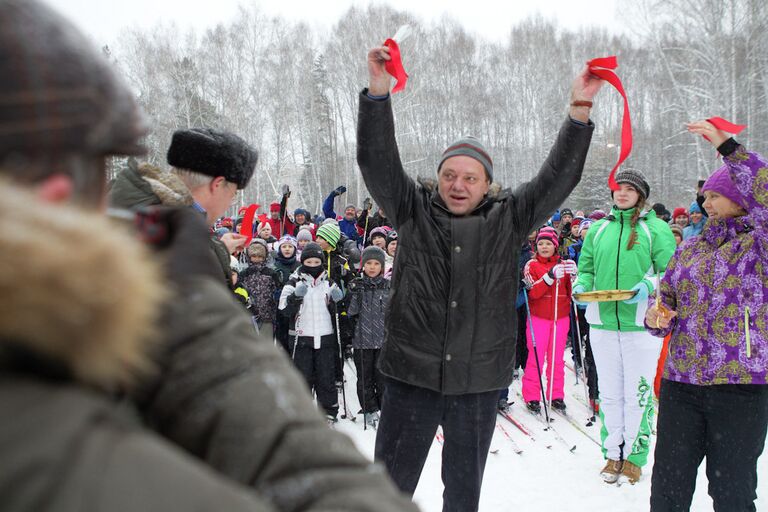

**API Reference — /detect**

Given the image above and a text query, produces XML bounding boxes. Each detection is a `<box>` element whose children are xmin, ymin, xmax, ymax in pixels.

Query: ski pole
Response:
<box><xmin>360</xmin><ymin>348</ymin><xmax>366</xmax><ymax>430</ymax></box>
<box><xmin>572</xmin><ymin>301</ymin><xmax>593</xmax><ymax>421</ymax></box>
<box><xmin>523</xmin><ymin>288</ymin><xmax>551</xmax><ymax>425</ymax></box>
<box><xmin>335</xmin><ymin>305</ymin><xmax>350</xmax><ymax>420</ymax></box>
<box><xmin>549</xmin><ymin>278</ymin><xmax>560</xmax><ymax>406</ymax></box>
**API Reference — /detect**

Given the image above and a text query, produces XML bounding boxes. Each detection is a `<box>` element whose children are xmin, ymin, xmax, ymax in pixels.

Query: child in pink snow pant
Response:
<box><xmin>522</xmin><ymin>315</ymin><xmax>570</xmax><ymax>403</ymax></box>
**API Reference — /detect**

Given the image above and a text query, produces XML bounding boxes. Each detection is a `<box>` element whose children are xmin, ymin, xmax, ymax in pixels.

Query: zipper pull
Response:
<box><xmin>745</xmin><ymin>306</ymin><xmax>752</xmax><ymax>358</ymax></box>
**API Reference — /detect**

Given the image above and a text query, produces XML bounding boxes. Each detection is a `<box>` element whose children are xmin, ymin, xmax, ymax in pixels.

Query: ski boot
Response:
<box><xmin>497</xmin><ymin>398</ymin><xmax>511</xmax><ymax>413</ymax></box>
<box><xmin>526</xmin><ymin>401</ymin><xmax>541</xmax><ymax>414</ymax></box>
<box><xmin>326</xmin><ymin>414</ymin><xmax>338</xmax><ymax>426</ymax></box>
<box><xmin>551</xmin><ymin>399</ymin><xmax>566</xmax><ymax>412</ymax></box>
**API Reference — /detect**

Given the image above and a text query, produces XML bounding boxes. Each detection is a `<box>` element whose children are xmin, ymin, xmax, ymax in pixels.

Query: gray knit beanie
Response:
<box><xmin>361</xmin><ymin>246</ymin><xmax>386</xmax><ymax>268</ymax></box>
<box><xmin>613</xmin><ymin>169</ymin><xmax>650</xmax><ymax>200</ymax></box>
<box><xmin>438</xmin><ymin>136</ymin><xmax>493</xmax><ymax>181</ymax></box>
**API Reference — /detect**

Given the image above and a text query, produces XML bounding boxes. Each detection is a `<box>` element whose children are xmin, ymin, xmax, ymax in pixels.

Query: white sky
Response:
<box><xmin>46</xmin><ymin>0</ymin><xmax>623</xmax><ymax>46</ymax></box>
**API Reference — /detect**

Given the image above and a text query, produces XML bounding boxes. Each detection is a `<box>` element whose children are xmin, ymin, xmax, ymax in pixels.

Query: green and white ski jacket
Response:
<box><xmin>575</xmin><ymin>207</ymin><xmax>676</xmax><ymax>332</ymax></box>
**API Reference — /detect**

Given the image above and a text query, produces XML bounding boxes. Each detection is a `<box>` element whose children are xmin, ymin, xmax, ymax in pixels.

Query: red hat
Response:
<box><xmin>672</xmin><ymin>207</ymin><xmax>688</xmax><ymax>219</ymax></box>
<box><xmin>571</xmin><ymin>217</ymin><xmax>583</xmax><ymax>227</ymax></box>
<box><xmin>269</xmin><ymin>202</ymin><xmax>280</xmax><ymax>213</ymax></box>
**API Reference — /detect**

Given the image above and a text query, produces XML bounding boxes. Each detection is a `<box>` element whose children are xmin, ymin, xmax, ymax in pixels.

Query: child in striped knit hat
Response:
<box><xmin>521</xmin><ymin>227</ymin><xmax>577</xmax><ymax>414</ymax></box>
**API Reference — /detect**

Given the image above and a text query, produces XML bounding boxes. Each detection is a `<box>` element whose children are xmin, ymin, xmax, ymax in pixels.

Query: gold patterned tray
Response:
<box><xmin>573</xmin><ymin>289</ymin><xmax>637</xmax><ymax>303</ymax></box>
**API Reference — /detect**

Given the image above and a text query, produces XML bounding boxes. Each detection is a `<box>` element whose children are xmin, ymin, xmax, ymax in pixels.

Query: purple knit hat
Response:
<box><xmin>701</xmin><ymin>165</ymin><xmax>746</xmax><ymax>209</ymax></box>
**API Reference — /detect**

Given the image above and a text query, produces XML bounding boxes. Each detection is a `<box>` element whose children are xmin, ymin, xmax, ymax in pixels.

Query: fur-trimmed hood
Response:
<box><xmin>0</xmin><ymin>180</ymin><xmax>165</xmax><ymax>390</ymax></box>
<box><xmin>108</xmin><ymin>160</ymin><xmax>193</xmax><ymax>209</ymax></box>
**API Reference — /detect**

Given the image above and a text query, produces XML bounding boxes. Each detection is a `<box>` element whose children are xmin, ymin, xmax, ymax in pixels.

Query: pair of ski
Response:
<box><xmin>433</xmin><ymin>422</ymin><xmax>523</xmax><ymax>456</ymax></box>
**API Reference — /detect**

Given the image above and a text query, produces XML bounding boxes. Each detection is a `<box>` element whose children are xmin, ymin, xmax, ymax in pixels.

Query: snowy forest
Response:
<box><xmin>106</xmin><ymin>0</ymin><xmax>768</xmax><ymax>215</ymax></box>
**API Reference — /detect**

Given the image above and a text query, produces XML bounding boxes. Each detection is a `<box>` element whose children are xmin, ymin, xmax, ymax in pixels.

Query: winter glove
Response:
<box><xmin>333</xmin><ymin>185</ymin><xmax>347</xmax><ymax>196</ymax></box>
<box><xmin>548</xmin><ymin>264</ymin><xmax>566</xmax><ymax>280</ymax></box>
<box><xmin>147</xmin><ymin>206</ymin><xmax>223</xmax><ymax>284</ymax></box>
<box><xmin>294</xmin><ymin>281</ymin><xmax>308</xmax><ymax>297</ymax></box>
<box><xmin>623</xmin><ymin>282</ymin><xmax>649</xmax><ymax>305</ymax></box>
<box><xmin>572</xmin><ymin>284</ymin><xmax>588</xmax><ymax>307</ymax></box>
<box><xmin>280</xmin><ymin>183</ymin><xmax>291</xmax><ymax>198</ymax></box>
<box><xmin>363</xmin><ymin>197</ymin><xmax>373</xmax><ymax>211</ymax></box>
<box><xmin>329</xmin><ymin>283</ymin><xmax>344</xmax><ymax>303</ymax></box>
<box><xmin>563</xmin><ymin>259</ymin><xmax>578</xmax><ymax>275</ymax></box>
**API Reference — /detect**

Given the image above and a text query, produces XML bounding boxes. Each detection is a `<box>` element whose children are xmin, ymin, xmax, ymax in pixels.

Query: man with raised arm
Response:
<box><xmin>357</xmin><ymin>45</ymin><xmax>604</xmax><ymax>512</ymax></box>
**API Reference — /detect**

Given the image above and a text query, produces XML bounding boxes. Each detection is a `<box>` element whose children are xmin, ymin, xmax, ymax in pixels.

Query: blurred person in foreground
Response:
<box><xmin>0</xmin><ymin>1</ymin><xmax>418</xmax><ymax>511</ymax></box>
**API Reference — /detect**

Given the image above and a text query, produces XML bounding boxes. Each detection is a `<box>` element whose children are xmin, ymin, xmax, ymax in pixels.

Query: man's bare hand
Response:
<box><xmin>367</xmin><ymin>46</ymin><xmax>392</xmax><ymax>96</ymax></box>
<box><xmin>569</xmin><ymin>66</ymin><xmax>604</xmax><ymax>122</ymax></box>
<box><xmin>220</xmin><ymin>232</ymin><xmax>248</xmax><ymax>254</ymax></box>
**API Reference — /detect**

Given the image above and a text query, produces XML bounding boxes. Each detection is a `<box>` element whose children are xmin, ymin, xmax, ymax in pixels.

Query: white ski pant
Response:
<box><xmin>590</xmin><ymin>328</ymin><xmax>661</xmax><ymax>464</ymax></box>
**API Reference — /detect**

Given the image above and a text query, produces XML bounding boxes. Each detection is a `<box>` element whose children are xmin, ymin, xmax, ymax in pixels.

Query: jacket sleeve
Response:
<box><xmin>346</xmin><ymin>286</ymin><xmax>362</xmax><ymax>317</ymax></box>
<box><xmin>640</xmin><ymin>220</ymin><xmax>677</xmax><ymax>295</ymax></box>
<box><xmin>644</xmin><ymin>255</ymin><xmax>679</xmax><ymax>338</ymax></box>
<box><xmin>511</xmin><ymin>117</ymin><xmax>594</xmax><ymax>237</ymax></box>
<box><xmin>524</xmin><ymin>259</ymin><xmax>551</xmax><ymax>299</ymax></box>
<box><xmin>322</xmin><ymin>191</ymin><xmax>337</xmax><ymax>220</ymax></box>
<box><xmin>136</xmin><ymin>275</ymin><xmax>417</xmax><ymax>512</ymax></box>
<box><xmin>575</xmin><ymin>222</ymin><xmax>598</xmax><ymax>291</ymax></box>
<box><xmin>357</xmin><ymin>208</ymin><xmax>369</xmax><ymax>230</ymax></box>
<box><xmin>722</xmin><ymin>142</ymin><xmax>768</xmax><ymax>224</ymax></box>
<box><xmin>356</xmin><ymin>91</ymin><xmax>417</xmax><ymax>228</ymax></box>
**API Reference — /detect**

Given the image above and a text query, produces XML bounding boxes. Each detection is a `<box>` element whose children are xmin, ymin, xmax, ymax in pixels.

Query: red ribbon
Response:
<box><xmin>239</xmin><ymin>203</ymin><xmax>259</xmax><ymax>246</ymax></box>
<box><xmin>384</xmin><ymin>38</ymin><xmax>409</xmax><ymax>94</ymax></box>
<box><xmin>704</xmin><ymin>116</ymin><xmax>747</xmax><ymax>142</ymax></box>
<box><xmin>587</xmin><ymin>56</ymin><xmax>632</xmax><ymax>191</ymax></box>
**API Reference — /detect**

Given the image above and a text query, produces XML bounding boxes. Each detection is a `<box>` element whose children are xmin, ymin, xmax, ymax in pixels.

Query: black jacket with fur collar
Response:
<box><xmin>357</xmin><ymin>91</ymin><xmax>594</xmax><ymax>394</ymax></box>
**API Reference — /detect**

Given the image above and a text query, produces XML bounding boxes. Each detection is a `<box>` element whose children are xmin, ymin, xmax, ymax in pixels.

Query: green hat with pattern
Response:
<box><xmin>316</xmin><ymin>222</ymin><xmax>341</xmax><ymax>249</ymax></box>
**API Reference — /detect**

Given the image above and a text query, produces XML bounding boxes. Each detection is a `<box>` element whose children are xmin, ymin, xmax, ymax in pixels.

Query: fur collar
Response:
<box><xmin>0</xmin><ymin>180</ymin><xmax>165</xmax><ymax>390</ymax></box>
<box><xmin>136</xmin><ymin>162</ymin><xmax>193</xmax><ymax>207</ymax></box>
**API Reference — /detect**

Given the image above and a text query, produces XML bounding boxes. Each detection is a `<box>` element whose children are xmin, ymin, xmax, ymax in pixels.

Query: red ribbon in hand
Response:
<box><xmin>384</xmin><ymin>38</ymin><xmax>409</xmax><ymax>93</ymax></box>
<box><xmin>239</xmin><ymin>203</ymin><xmax>259</xmax><ymax>246</ymax></box>
<box><xmin>587</xmin><ymin>56</ymin><xmax>632</xmax><ymax>191</ymax></box>
<box><xmin>704</xmin><ymin>116</ymin><xmax>747</xmax><ymax>142</ymax></box>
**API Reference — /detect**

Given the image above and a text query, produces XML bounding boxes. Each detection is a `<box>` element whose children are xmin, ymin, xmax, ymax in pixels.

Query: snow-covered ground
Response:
<box><xmin>334</xmin><ymin>353</ymin><xmax>768</xmax><ymax>512</ymax></box>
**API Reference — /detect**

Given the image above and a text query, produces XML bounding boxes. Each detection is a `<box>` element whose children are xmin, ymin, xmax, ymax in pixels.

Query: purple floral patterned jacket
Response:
<box><xmin>646</xmin><ymin>144</ymin><xmax>768</xmax><ymax>385</ymax></box>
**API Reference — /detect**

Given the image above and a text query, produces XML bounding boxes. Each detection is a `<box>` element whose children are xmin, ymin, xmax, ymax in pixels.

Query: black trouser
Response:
<box><xmin>353</xmin><ymin>348</ymin><xmax>382</xmax><ymax>413</ymax></box>
<box><xmin>374</xmin><ymin>377</ymin><xmax>498</xmax><ymax>512</ymax></box>
<box><xmin>571</xmin><ymin>306</ymin><xmax>598</xmax><ymax>400</ymax></box>
<box><xmin>290</xmin><ymin>335</ymin><xmax>339</xmax><ymax>417</ymax></box>
<box><xmin>650</xmin><ymin>379</ymin><xmax>768</xmax><ymax>512</ymax></box>
<box><xmin>274</xmin><ymin>314</ymin><xmax>291</xmax><ymax>354</ymax></box>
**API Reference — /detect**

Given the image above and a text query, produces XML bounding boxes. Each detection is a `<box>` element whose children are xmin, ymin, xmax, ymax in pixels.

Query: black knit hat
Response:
<box><xmin>438</xmin><ymin>136</ymin><xmax>493</xmax><ymax>181</ymax></box>
<box><xmin>613</xmin><ymin>169</ymin><xmax>650</xmax><ymax>200</ymax></box>
<box><xmin>167</xmin><ymin>128</ymin><xmax>258</xmax><ymax>189</ymax></box>
<box><xmin>361</xmin><ymin>246</ymin><xmax>386</xmax><ymax>267</ymax></box>
<box><xmin>560</xmin><ymin>208</ymin><xmax>573</xmax><ymax>218</ymax></box>
<box><xmin>300</xmin><ymin>242</ymin><xmax>323</xmax><ymax>263</ymax></box>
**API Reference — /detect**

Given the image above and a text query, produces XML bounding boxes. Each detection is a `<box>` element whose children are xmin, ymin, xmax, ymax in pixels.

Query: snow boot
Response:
<box><xmin>326</xmin><ymin>414</ymin><xmax>338</xmax><ymax>426</ymax></box>
<box><xmin>497</xmin><ymin>398</ymin><xmax>510</xmax><ymax>412</ymax></box>
<box><xmin>526</xmin><ymin>401</ymin><xmax>541</xmax><ymax>414</ymax></box>
<box><xmin>551</xmin><ymin>399</ymin><xmax>566</xmax><ymax>412</ymax></box>
<box><xmin>589</xmin><ymin>399</ymin><xmax>600</xmax><ymax>414</ymax></box>
<box><xmin>618</xmin><ymin>460</ymin><xmax>641</xmax><ymax>485</ymax></box>
<box><xmin>600</xmin><ymin>459</ymin><xmax>623</xmax><ymax>484</ymax></box>
<box><xmin>364</xmin><ymin>411</ymin><xmax>379</xmax><ymax>429</ymax></box>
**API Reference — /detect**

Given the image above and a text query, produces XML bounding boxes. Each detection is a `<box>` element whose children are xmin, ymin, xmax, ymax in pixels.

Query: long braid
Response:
<box><xmin>626</xmin><ymin>198</ymin><xmax>646</xmax><ymax>250</ymax></box>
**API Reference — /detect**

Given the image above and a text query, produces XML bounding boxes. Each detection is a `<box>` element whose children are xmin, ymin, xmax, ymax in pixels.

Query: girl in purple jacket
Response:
<box><xmin>645</xmin><ymin>120</ymin><xmax>768</xmax><ymax>511</ymax></box>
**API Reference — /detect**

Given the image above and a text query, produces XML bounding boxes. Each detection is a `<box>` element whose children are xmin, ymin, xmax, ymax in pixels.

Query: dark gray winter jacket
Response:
<box><xmin>356</xmin><ymin>91</ymin><xmax>594</xmax><ymax>394</ymax></box>
<box><xmin>347</xmin><ymin>275</ymin><xmax>390</xmax><ymax>350</ymax></box>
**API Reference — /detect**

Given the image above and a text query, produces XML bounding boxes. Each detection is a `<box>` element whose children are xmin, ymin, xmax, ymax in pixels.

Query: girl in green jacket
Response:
<box><xmin>573</xmin><ymin>169</ymin><xmax>676</xmax><ymax>485</ymax></box>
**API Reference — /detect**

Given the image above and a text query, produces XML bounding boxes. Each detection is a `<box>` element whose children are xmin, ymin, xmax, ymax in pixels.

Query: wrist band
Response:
<box><xmin>571</xmin><ymin>100</ymin><xmax>593</xmax><ymax>108</ymax></box>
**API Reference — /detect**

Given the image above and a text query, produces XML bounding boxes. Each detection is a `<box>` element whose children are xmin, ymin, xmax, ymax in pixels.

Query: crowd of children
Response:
<box><xmin>216</xmin><ymin>176</ymin><xmax>708</xmax><ymax>486</ymax></box>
